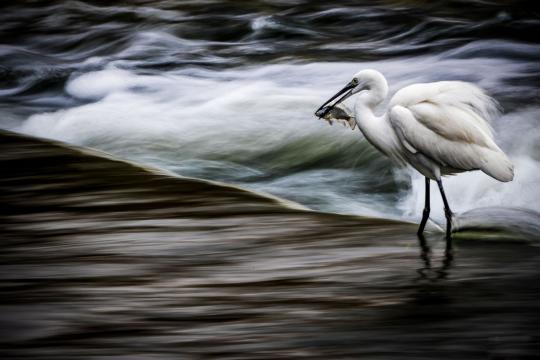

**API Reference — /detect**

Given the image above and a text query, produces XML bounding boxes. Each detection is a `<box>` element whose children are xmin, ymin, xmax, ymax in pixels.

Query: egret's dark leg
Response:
<box><xmin>436</xmin><ymin>179</ymin><xmax>453</xmax><ymax>239</ymax></box>
<box><xmin>417</xmin><ymin>177</ymin><xmax>431</xmax><ymax>235</ymax></box>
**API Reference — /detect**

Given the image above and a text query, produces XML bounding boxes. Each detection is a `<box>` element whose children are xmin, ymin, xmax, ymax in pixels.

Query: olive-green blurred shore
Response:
<box><xmin>1</xmin><ymin>130</ymin><xmax>540</xmax><ymax>359</ymax></box>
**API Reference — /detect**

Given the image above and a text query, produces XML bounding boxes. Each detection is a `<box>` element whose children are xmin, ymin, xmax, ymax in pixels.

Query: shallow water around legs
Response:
<box><xmin>1</xmin><ymin>0</ymin><xmax>540</xmax><ymax>221</ymax></box>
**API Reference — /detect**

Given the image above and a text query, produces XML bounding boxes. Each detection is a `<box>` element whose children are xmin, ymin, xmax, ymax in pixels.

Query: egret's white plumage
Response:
<box><xmin>389</xmin><ymin>80</ymin><xmax>513</xmax><ymax>182</ymax></box>
<box><xmin>315</xmin><ymin>69</ymin><xmax>514</xmax><ymax>236</ymax></box>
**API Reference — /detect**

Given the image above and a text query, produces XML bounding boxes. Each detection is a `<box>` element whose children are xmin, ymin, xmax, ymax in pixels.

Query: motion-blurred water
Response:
<box><xmin>3</xmin><ymin>127</ymin><xmax>540</xmax><ymax>359</ymax></box>
<box><xmin>1</xmin><ymin>0</ymin><xmax>539</xmax><ymax>221</ymax></box>
<box><xmin>2</xmin><ymin>2</ymin><xmax>540</xmax><ymax>359</ymax></box>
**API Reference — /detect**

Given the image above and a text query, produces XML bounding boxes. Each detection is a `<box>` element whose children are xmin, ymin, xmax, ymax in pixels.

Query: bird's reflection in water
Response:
<box><xmin>415</xmin><ymin>233</ymin><xmax>454</xmax><ymax>281</ymax></box>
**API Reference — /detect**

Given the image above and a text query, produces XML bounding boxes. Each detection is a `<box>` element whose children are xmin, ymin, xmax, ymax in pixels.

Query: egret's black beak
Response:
<box><xmin>315</xmin><ymin>80</ymin><xmax>356</xmax><ymax>118</ymax></box>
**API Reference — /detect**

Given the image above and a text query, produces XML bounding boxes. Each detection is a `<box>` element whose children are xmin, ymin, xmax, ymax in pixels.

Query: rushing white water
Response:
<box><xmin>17</xmin><ymin>34</ymin><xmax>540</xmax><ymax>222</ymax></box>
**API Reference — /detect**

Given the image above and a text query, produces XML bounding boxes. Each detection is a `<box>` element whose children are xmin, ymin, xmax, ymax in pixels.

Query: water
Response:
<box><xmin>2</xmin><ymin>1</ymin><xmax>540</xmax><ymax>358</ymax></box>
<box><xmin>2</xmin><ymin>0</ymin><xmax>539</xmax><ymax>222</ymax></box>
<box><xmin>2</xmin><ymin>129</ymin><xmax>540</xmax><ymax>359</ymax></box>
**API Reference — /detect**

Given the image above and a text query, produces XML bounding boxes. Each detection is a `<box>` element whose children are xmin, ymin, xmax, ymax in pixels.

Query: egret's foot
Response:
<box><xmin>417</xmin><ymin>208</ymin><xmax>431</xmax><ymax>235</ymax></box>
<box><xmin>444</xmin><ymin>210</ymin><xmax>454</xmax><ymax>238</ymax></box>
<box><xmin>445</xmin><ymin>234</ymin><xmax>454</xmax><ymax>254</ymax></box>
<box><xmin>444</xmin><ymin>212</ymin><xmax>454</xmax><ymax>266</ymax></box>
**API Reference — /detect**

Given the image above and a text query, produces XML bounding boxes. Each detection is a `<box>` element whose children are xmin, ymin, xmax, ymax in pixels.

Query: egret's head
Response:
<box><xmin>315</xmin><ymin>69</ymin><xmax>387</xmax><ymax>118</ymax></box>
<box><xmin>350</xmin><ymin>69</ymin><xmax>388</xmax><ymax>95</ymax></box>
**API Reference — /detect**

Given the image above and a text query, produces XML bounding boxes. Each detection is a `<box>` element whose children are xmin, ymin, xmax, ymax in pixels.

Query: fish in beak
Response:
<box><xmin>315</xmin><ymin>80</ymin><xmax>356</xmax><ymax>119</ymax></box>
<box><xmin>314</xmin><ymin>80</ymin><xmax>357</xmax><ymax>130</ymax></box>
<box><xmin>318</xmin><ymin>103</ymin><xmax>356</xmax><ymax>130</ymax></box>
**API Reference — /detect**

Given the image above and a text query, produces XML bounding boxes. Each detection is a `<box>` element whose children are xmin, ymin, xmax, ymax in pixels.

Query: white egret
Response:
<box><xmin>315</xmin><ymin>69</ymin><xmax>514</xmax><ymax>238</ymax></box>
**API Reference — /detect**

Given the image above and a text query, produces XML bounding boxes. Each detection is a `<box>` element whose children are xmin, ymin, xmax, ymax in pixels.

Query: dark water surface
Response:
<box><xmin>2</xmin><ymin>1</ymin><xmax>540</xmax><ymax>358</ymax></box>
<box><xmin>2</xmin><ymin>131</ymin><xmax>540</xmax><ymax>358</ymax></box>
<box><xmin>2</xmin><ymin>130</ymin><xmax>540</xmax><ymax>359</ymax></box>
<box><xmin>1</xmin><ymin>0</ymin><xmax>539</xmax><ymax>219</ymax></box>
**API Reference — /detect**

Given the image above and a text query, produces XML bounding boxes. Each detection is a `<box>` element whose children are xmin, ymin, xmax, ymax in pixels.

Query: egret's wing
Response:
<box><xmin>390</xmin><ymin>81</ymin><xmax>500</xmax><ymax>146</ymax></box>
<box><xmin>389</xmin><ymin>105</ymin><xmax>481</xmax><ymax>170</ymax></box>
<box><xmin>389</xmin><ymin>105</ymin><xmax>513</xmax><ymax>181</ymax></box>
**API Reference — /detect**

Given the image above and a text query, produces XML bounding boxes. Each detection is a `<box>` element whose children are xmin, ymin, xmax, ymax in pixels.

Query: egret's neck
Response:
<box><xmin>354</xmin><ymin>79</ymin><xmax>388</xmax><ymax>129</ymax></box>
<box><xmin>357</xmin><ymin>77</ymin><xmax>388</xmax><ymax>110</ymax></box>
<box><xmin>354</xmin><ymin>84</ymin><xmax>399</xmax><ymax>159</ymax></box>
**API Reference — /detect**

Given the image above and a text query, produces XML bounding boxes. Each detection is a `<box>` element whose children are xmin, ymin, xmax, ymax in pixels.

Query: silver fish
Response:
<box><xmin>317</xmin><ymin>104</ymin><xmax>356</xmax><ymax>130</ymax></box>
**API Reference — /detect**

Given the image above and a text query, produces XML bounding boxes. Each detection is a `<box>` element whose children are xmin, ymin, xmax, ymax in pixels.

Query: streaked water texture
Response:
<box><xmin>2</xmin><ymin>130</ymin><xmax>540</xmax><ymax>359</ymax></box>
<box><xmin>1</xmin><ymin>0</ymin><xmax>539</xmax><ymax>221</ymax></box>
<box><xmin>1</xmin><ymin>1</ymin><xmax>540</xmax><ymax>358</ymax></box>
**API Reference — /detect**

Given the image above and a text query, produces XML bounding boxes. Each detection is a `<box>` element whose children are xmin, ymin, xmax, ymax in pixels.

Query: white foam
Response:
<box><xmin>19</xmin><ymin>41</ymin><xmax>540</xmax><ymax>220</ymax></box>
<box><xmin>65</xmin><ymin>67</ymin><xmax>175</xmax><ymax>100</ymax></box>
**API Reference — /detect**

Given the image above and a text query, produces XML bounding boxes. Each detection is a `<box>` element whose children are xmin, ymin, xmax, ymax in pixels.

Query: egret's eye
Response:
<box><xmin>352</xmin><ymin>78</ymin><xmax>359</xmax><ymax>85</ymax></box>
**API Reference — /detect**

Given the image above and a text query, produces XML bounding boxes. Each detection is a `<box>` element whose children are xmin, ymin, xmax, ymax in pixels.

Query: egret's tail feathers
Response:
<box><xmin>480</xmin><ymin>148</ymin><xmax>514</xmax><ymax>182</ymax></box>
